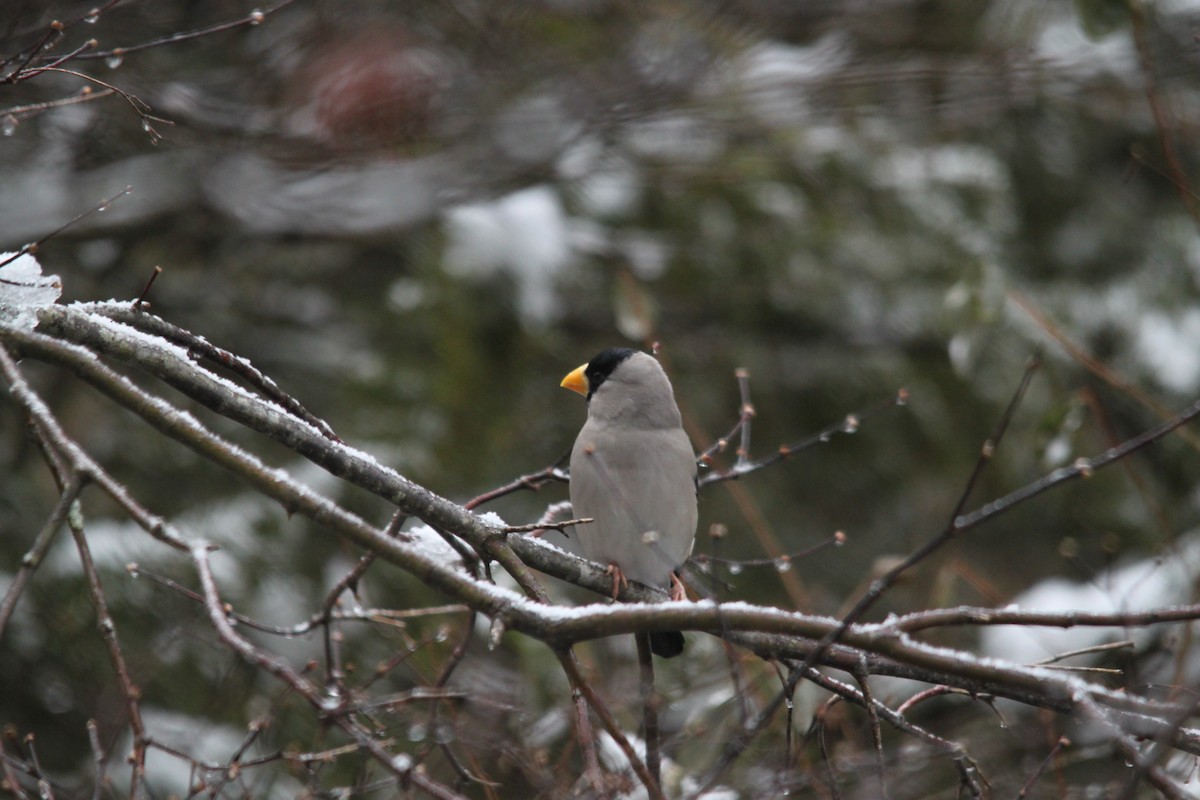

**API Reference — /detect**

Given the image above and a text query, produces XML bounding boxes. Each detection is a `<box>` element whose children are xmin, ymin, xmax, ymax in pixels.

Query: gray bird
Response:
<box><xmin>561</xmin><ymin>348</ymin><xmax>697</xmax><ymax>657</ymax></box>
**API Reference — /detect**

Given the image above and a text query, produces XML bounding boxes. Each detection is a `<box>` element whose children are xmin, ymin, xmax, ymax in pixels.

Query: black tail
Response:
<box><xmin>649</xmin><ymin>630</ymin><xmax>684</xmax><ymax>658</ymax></box>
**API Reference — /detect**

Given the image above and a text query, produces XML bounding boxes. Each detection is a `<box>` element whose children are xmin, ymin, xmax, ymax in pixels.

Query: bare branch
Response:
<box><xmin>0</xmin><ymin>479</ymin><xmax>81</xmax><ymax>640</ymax></box>
<box><xmin>66</xmin><ymin>507</ymin><xmax>148</xmax><ymax>796</ymax></box>
<box><xmin>781</xmin><ymin>354</ymin><xmax>1040</xmax><ymax>705</ymax></box>
<box><xmin>699</xmin><ymin>386</ymin><xmax>908</xmax><ymax>487</ymax></box>
<box><xmin>0</xmin><ymin>342</ymin><xmax>190</xmax><ymax>551</ymax></box>
<box><xmin>557</xmin><ymin>648</ymin><xmax>667</xmax><ymax>800</ymax></box>
<box><xmin>189</xmin><ymin>542</ymin><xmax>469</xmax><ymax>800</ymax></box>
<box><xmin>68</xmin><ymin>1</ymin><xmax>299</xmax><ymax>64</ymax></box>
<box><xmin>0</xmin><ymin>187</ymin><xmax>133</xmax><ymax>273</ymax></box>
<box><xmin>503</xmin><ymin>516</ymin><xmax>592</xmax><ymax>535</ymax></box>
<box><xmin>890</xmin><ymin>604</ymin><xmax>1200</xmax><ymax>634</ymax></box>
<box><xmin>465</xmin><ymin>461</ymin><xmax>569</xmax><ymax>510</ymax></box>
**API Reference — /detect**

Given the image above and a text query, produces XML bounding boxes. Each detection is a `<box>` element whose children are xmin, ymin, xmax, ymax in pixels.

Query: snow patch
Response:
<box><xmin>442</xmin><ymin>186</ymin><xmax>570</xmax><ymax>324</ymax></box>
<box><xmin>981</xmin><ymin>532</ymin><xmax>1200</xmax><ymax>665</ymax></box>
<box><xmin>0</xmin><ymin>252</ymin><xmax>61</xmax><ymax>332</ymax></box>
<box><xmin>1136</xmin><ymin>309</ymin><xmax>1200</xmax><ymax>394</ymax></box>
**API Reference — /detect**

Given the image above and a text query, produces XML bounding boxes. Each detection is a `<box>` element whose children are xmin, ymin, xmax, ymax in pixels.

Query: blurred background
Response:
<box><xmin>3</xmin><ymin>0</ymin><xmax>1200</xmax><ymax>796</ymax></box>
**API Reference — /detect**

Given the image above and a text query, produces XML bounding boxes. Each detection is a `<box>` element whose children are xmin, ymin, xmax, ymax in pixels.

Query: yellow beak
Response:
<box><xmin>560</xmin><ymin>363</ymin><xmax>589</xmax><ymax>396</ymax></box>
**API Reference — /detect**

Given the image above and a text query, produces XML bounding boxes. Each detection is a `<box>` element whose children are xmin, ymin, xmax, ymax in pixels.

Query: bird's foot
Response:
<box><xmin>606</xmin><ymin>563</ymin><xmax>627</xmax><ymax>600</ymax></box>
<box><xmin>669</xmin><ymin>571</ymin><xmax>687</xmax><ymax>602</ymax></box>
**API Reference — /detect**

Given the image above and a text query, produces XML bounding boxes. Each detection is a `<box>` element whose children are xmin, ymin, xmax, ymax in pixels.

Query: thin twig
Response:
<box><xmin>0</xmin><ymin>343</ymin><xmax>190</xmax><ymax>551</ymax></box>
<box><xmin>889</xmin><ymin>603</ymin><xmax>1200</xmax><ymax>634</ymax></box>
<box><xmin>0</xmin><ymin>480</ymin><xmax>82</xmax><ymax>640</ymax></box>
<box><xmin>787</xmin><ymin>355</ymin><xmax>1041</xmax><ymax>718</ymax></box>
<box><xmin>1010</xmin><ymin>290</ymin><xmax>1200</xmax><ymax>452</ymax></box>
<box><xmin>690</xmin><ymin>530</ymin><xmax>846</xmax><ymax>570</ymax></box>
<box><xmin>132</xmin><ymin>266</ymin><xmax>162</xmax><ymax>310</ymax></box>
<box><xmin>1017</xmin><ymin>734</ymin><xmax>1070</xmax><ymax>798</ymax></box>
<box><xmin>852</xmin><ymin>660</ymin><xmax>888</xmax><ymax>800</ymax></box>
<box><xmin>70</xmin><ymin>1</ymin><xmax>299</xmax><ymax>64</ymax></box>
<box><xmin>1036</xmin><ymin>640</ymin><xmax>1135</xmax><ymax>666</ymax></box>
<box><xmin>698</xmin><ymin>389</ymin><xmax>907</xmax><ymax>487</ymax></box>
<box><xmin>190</xmin><ymin>542</ymin><xmax>468</xmax><ymax>800</ymax></box>
<box><xmin>691</xmin><ymin>667</ymin><xmax>803</xmax><ymax>795</ymax></box>
<box><xmin>636</xmin><ymin>632</ymin><xmax>662</xmax><ymax>792</ymax></box>
<box><xmin>570</xmin><ymin>680</ymin><xmax>606</xmax><ymax>797</ymax></box>
<box><xmin>503</xmin><ymin>517</ymin><xmax>592</xmax><ymax>535</ymax></box>
<box><xmin>318</xmin><ymin>516</ymin><xmax>407</xmax><ymax>693</ymax></box>
<box><xmin>1128</xmin><ymin>0</ymin><xmax>1200</xmax><ymax>224</ymax></box>
<box><xmin>465</xmin><ymin>460</ymin><xmax>569</xmax><ymax>510</ymax></box>
<box><xmin>0</xmin><ymin>87</ymin><xmax>117</xmax><ymax>127</ymax></box>
<box><xmin>16</xmin><ymin>38</ymin><xmax>100</xmax><ymax>80</ymax></box>
<box><xmin>814</xmin><ymin>698</ymin><xmax>841</xmax><ymax>799</ymax></box>
<box><xmin>697</xmin><ymin>367</ymin><xmax>755</xmax><ymax>464</ymax></box>
<box><xmin>0</xmin><ymin>730</ymin><xmax>31</xmax><ymax>799</ymax></box>
<box><xmin>31</xmin><ymin>67</ymin><xmax>171</xmax><ymax>141</ymax></box>
<box><xmin>802</xmin><ymin>667</ymin><xmax>986</xmax><ymax>798</ymax></box>
<box><xmin>557</xmin><ymin>649</ymin><xmax>667</xmax><ymax>800</ymax></box>
<box><xmin>85</xmin><ymin>720</ymin><xmax>107</xmax><ymax>800</ymax></box>
<box><xmin>65</xmin><ymin>496</ymin><xmax>148</xmax><ymax>797</ymax></box>
<box><xmin>0</xmin><ymin>186</ymin><xmax>133</xmax><ymax>273</ymax></box>
<box><xmin>0</xmin><ymin>0</ymin><xmax>119</xmax><ymax>79</ymax></box>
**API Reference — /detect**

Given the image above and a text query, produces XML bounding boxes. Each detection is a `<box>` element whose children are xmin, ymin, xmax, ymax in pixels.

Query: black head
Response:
<box><xmin>583</xmin><ymin>348</ymin><xmax>637</xmax><ymax>400</ymax></box>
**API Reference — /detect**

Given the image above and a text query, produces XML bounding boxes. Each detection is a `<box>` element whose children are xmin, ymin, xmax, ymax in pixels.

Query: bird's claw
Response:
<box><xmin>606</xmin><ymin>563</ymin><xmax>627</xmax><ymax>600</ymax></box>
<box><xmin>670</xmin><ymin>571</ymin><xmax>687</xmax><ymax>602</ymax></box>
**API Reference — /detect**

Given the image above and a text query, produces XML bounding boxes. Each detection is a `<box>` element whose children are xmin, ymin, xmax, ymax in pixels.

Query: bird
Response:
<box><xmin>560</xmin><ymin>348</ymin><xmax>697</xmax><ymax>657</ymax></box>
